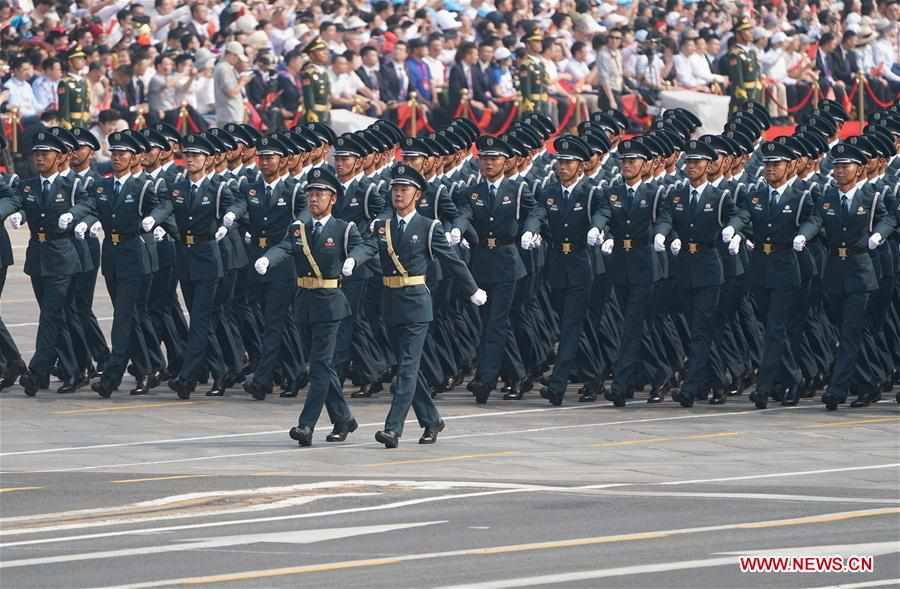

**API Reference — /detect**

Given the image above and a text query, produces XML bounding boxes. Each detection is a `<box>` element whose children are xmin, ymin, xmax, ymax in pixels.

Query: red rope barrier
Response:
<box><xmin>862</xmin><ymin>79</ymin><xmax>897</xmax><ymax>109</ymax></box>
<box><xmin>552</xmin><ymin>95</ymin><xmax>578</xmax><ymax>136</ymax></box>
<box><xmin>764</xmin><ymin>84</ymin><xmax>815</xmax><ymax>113</ymax></box>
<box><xmin>490</xmin><ymin>104</ymin><xmax>519</xmax><ymax>136</ymax></box>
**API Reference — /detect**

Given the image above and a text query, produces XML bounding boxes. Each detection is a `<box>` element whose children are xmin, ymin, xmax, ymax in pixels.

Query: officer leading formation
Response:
<box><xmin>1</xmin><ymin>94</ymin><xmax>899</xmax><ymax>449</ymax></box>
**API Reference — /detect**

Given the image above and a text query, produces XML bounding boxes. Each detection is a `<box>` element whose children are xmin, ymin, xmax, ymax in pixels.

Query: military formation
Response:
<box><xmin>1</xmin><ymin>95</ymin><xmax>899</xmax><ymax>448</ymax></box>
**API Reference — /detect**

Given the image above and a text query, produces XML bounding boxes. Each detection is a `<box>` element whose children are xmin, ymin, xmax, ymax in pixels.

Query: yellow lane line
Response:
<box><xmin>129</xmin><ymin>507</ymin><xmax>900</xmax><ymax>587</ymax></box>
<box><xmin>110</xmin><ymin>475</ymin><xmax>210</xmax><ymax>485</ymax></box>
<box><xmin>0</xmin><ymin>487</ymin><xmax>44</xmax><ymax>494</ymax></box>
<box><xmin>802</xmin><ymin>417</ymin><xmax>900</xmax><ymax>429</ymax></box>
<box><xmin>366</xmin><ymin>451</ymin><xmax>518</xmax><ymax>468</ymax></box>
<box><xmin>593</xmin><ymin>431</ymin><xmax>740</xmax><ymax>448</ymax></box>
<box><xmin>53</xmin><ymin>402</ymin><xmax>194</xmax><ymax>415</ymax></box>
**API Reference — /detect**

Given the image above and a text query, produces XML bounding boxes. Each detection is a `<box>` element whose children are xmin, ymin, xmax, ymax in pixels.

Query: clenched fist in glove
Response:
<box><xmin>8</xmin><ymin>212</ymin><xmax>23</xmax><ymax>229</ymax></box>
<box><xmin>74</xmin><ymin>222</ymin><xmax>88</xmax><ymax>240</ymax></box>
<box><xmin>601</xmin><ymin>239</ymin><xmax>614</xmax><ymax>255</ymax></box>
<box><xmin>153</xmin><ymin>226</ymin><xmax>166</xmax><ymax>242</ymax></box>
<box><xmin>342</xmin><ymin>258</ymin><xmax>356</xmax><ymax>277</ymax></box>
<box><xmin>90</xmin><ymin>221</ymin><xmax>102</xmax><ymax>238</ymax></box>
<box><xmin>214</xmin><ymin>226</ymin><xmax>227</xmax><ymax>241</ymax></box>
<box><xmin>868</xmin><ymin>233</ymin><xmax>883</xmax><ymax>250</ymax></box>
<box><xmin>670</xmin><ymin>238</ymin><xmax>682</xmax><ymax>256</ymax></box>
<box><xmin>792</xmin><ymin>235</ymin><xmax>806</xmax><ymax>252</ymax></box>
<box><xmin>141</xmin><ymin>216</ymin><xmax>155</xmax><ymax>232</ymax></box>
<box><xmin>520</xmin><ymin>231</ymin><xmax>535</xmax><ymax>250</ymax></box>
<box><xmin>586</xmin><ymin>227</ymin><xmax>601</xmax><ymax>246</ymax></box>
<box><xmin>469</xmin><ymin>288</ymin><xmax>488</xmax><ymax>306</ymax></box>
<box><xmin>254</xmin><ymin>257</ymin><xmax>270</xmax><ymax>275</ymax></box>
<box><xmin>653</xmin><ymin>233</ymin><xmax>666</xmax><ymax>252</ymax></box>
<box><xmin>448</xmin><ymin>227</ymin><xmax>462</xmax><ymax>246</ymax></box>
<box><xmin>58</xmin><ymin>212</ymin><xmax>74</xmax><ymax>230</ymax></box>
<box><xmin>222</xmin><ymin>211</ymin><xmax>236</xmax><ymax>227</ymax></box>
<box><xmin>721</xmin><ymin>225</ymin><xmax>735</xmax><ymax>243</ymax></box>
<box><xmin>728</xmin><ymin>235</ymin><xmax>741</xmax><ymax>256</ymax></box>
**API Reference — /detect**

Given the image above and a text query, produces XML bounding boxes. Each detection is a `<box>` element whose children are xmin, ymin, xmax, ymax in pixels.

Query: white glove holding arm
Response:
<box><xmin>469</xmin><ymin>288</ymin><xmax>487</xmax><ymax>306</ymax></box>
<box><xmin>8</xmin><ymin>212</ymin><xmax>24</xmax><ymax>229</ymax></box>
<box><xmin>254</xmin><ymin>257</ymin><xmax>270</xmax><ymax>275</ymax></box>
<box><xmin>141</xmin><ymin>216</ymin><xmax>155</xmax><ymax>232</ymax></box>
<box><xmin>721</xmin><ymin>225</ymin><xmax>735</xmax><ymax>243</ymax></box>
<box><xmin>460</xmin><ymin>238</ymin><xmax>471</xmax><ymax>249</ymax></box>
<box><xmin>244</xmin><ymin>232</ymin><xmax>251</xmax><ymax>244</ymax></box>
<box><xmin>214</xmin><ymin>226</ymin><xmax>227</xmax><ymax>241</ymax></box>
<box><xmin>792</xmin><ymin>234</ymin><xmax>806</xmax><ymax>252</ymax></box>
<box><xmin>531</xmin><ymin>233</ymin><xmax>542</xmax><ymax>248</ymax></box>
<box><xmin>868</xmin><ymin>232</ymin><xmax>883</xmax><ymax>250</ymax></box>
<box><xmin>341</xmin><ymin>258</ymin><xmax>356</xmax><ymax>277</ymax></box>
<box><xmin>520</xmin><ymin>231</ymin><xmax>534</xmax><ymax>250</ymax></box>
<box><xmin>670</xmin><ymin>238</ymin><xmax>682</xmax><ymax>256</ymax></box>
<box><xmin>601</xmin><ymin>238</ymin><xmax>614</xmax><ymax>255</ymax></box>
<box><xmin>745</xmin><ymin>239</ymin><xmax>754</xmax><ymax>251</ymax></box>
<box><xmin>153</xmin><ymin>226</ymin><xmax>166</xmax><ymax>242</ymax></box>
<box><xmin>653</xmin><ymin>233</ymin><xmax>666</xmax><ymax>252</ymax></box>
<box><xmin>90</xmin><ymin>221</ymin><xmax>102</xmax><ymax>238</ymax></box>
<box><xmin>728</xmin><ymin>234</ymin><xmax>742</xmax><ymax>256</ymax></box>
<box><xmin>449</xmin><ymin>227</ymin><xmax>462</xmax><ymax>246</ymax></box>
<box><xmin>74</xmin><ymin>222</ymin><xmax>87</xmax><ymax>240</ymax></box>
<box><xmin>222</xmin><ymin>211</ymin><xmax>236</xmax><ymax>228</ymax></box>
<box><xmin>586</xmin><ymin>226</ymin><xmax>601</xmax><ymax>246</ymax></box>
<box><xmin>58</xmin><ymin>212</ymin><xmax>74</xmax><ymax>230</ymax></box>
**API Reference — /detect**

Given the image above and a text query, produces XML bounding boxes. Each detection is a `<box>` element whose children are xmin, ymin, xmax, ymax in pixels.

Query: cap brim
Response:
<box><xmin>306</xmin><ymin>183</ymin><xmax>337</xmax><ymax>192</ymax></box>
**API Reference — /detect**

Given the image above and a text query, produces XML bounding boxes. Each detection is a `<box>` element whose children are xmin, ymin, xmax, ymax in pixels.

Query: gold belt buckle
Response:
<box><xmin>487</xmin><ymin>237</ymin><xmax>497</xmax><ymax>249</ymax></box>
<box><xmin>837</xmin><ymin>247</ymin><xmax>848</xmax><ymax>259</ymax></box>
<box><xmin>259</xmin><ymin>237</ymin><xmax>268</xmax><ymax>248</ymax></box>
<box><xmin>622</xmin><ymin>239</ymin><xmax>632</xmax><ymax>251</ymax></box>
<box><xmin>688</xmin><ymin>242</ymin><xmax>699</xmax><ymax>254</ymax></box>
<box><xmin>762</xmin><ymin>243</ymin><xmax>774</xmax><ymax>255</ymax></box>
<box><xmin>561</xmin><ymin>243</ymin><xmax>573</xmax><ymax>254</ymax></box>
<box><xmin>185</xmin><ymin>234</ymin><xmax>195</xmax><ymax>246</ymax></box>
<box><xmin>111</xmin><ymin>232</ymin><xmax>120</xmax><ymax>245</ymax></box>
<box><xmin>37</xmin><ymin>232</ymin><xmax>47</xmax><ymax>242</ymax></box>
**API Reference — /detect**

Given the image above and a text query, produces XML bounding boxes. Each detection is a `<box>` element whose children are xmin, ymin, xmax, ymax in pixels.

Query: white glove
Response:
<box><xmin>244</xmin><ymin>232</ymin><xmax>251</xmax><ymax>244</ymax></box>
<box><xmin>449</xmin><ymin>227</ymin><xmax>461</xmax><ymax>246</ymax></box>
<box><xmin>8</xmin><ymin>212</ymin><xmax>23</xmax><ymax>229</ymax></box>
<box><xmin>601</xmin><ymin>238</ymin><xmax>614</xmax><ymax>255</ymax></box>
<box><xmin>153</xmin><ymin>226</ymin><xmax>166</xmax><ymax>242</ymax></box>
<box><xmin>58</xmin><ymin>212</ymin><xmax>74</xmax><ymax>230</ymax></box>
<box><xmin>469</xmin><ymin>288</ymin><xmax>487</xmax><ymax>306</ymax></box>
<box><xmin>342</xmin><ymin>258</ymin><xmax>356</xmax><ymax>276</ymax></box>
<box><xmin>868</xmin><ymin>233</ymin><xmax>883</xmax><ymax>250</ymax></box>
<box><xmin>792</xmin><ymin>235</ymin><xmax>806</xmax><ymax>252</ymax></box>
<box><xmin>728</xmin><ymin>235</ymin><xmax>741</xmax><ymax>256</ymax></box>
<box><xmin>222</xmin><ymin>211</ymin><xmax>236</xmax><ymax>227</ymax></box>
<box><xmin>445</xmin><ymin>232</ymin><xmax>452</xmax><ymax>244</ymax></box>
<box><xmin>214</xmin><ymin>226</ymin><xmax>227</xmax><ymax>241</ymax></box>
<box><xmin>460</xmin><ymin>238</ymin><xmax>471</xmax><ymax>249</ymax></box>
<box><xmin>141</xmin><ymin>216</ymin><xmax>155</xmax><ymax>232</ymax></box>
<box><xmin>520</xmin><ymin>231</ymin><xmax>534</xmax><ymax>250</ymax></box>
<box><xmin>254</xmin><ymin>257</ymin><xmax>269</xmax><ymax>275</ymax></box>
<box><xmin>74</xmin><ymin>222</ymin><xmax>87</xmax><ymax>240</ymax></box>
<box><xmin>89</xmin><ymin>221</ymin><xmax>102</xmax><ymax>238</ymax></box>
<box><xmin>586</xmin><ymin>227</ymin><xmax>601</xmax><ymax>246</ymax></box>
<box><xmin>653</xmin><ymin>233</ymin><xmax>666</xmax><ymax>252</ymax></box>
<box><xmin>721</xmin><ymin>225</ymin><xmax>735</xmax><ymax>243</ymax></box>
<box><xmin>531</xmin><ymin>234</ymin><xmax>542</xmax><ymax>248</ymax></box>
<box><xmin>670</xmin><ymin>238</ymin><xmax>682</xmax><ymax>256</ymax></box>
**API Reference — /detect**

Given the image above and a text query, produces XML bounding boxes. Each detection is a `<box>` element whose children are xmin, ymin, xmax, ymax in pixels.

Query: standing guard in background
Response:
<box><xmin>301</xmin><ymin>37</ymin><xmax>332</xmax><ymax>125</ymax></box>
<box><xmin>723</xmin><ymin>17</ymin><xmax>763</xmax><ymax>115</ymax></box>
<box><xmin>58</xmin><ymin>47</ymin><xmax>91</xmax><ymax>130</ymax></box>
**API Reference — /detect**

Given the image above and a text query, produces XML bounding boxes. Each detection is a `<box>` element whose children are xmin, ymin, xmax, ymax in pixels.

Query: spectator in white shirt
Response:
<box><xmin>31</xmin><ymin>57</ymin><xmax>62</xmax><ymax>114</ymax></box>
<box><xmin>424</xmin><ymin>34</ymin><xmax>448</xmax><ymax>97</ymax></box>
<box><xmin>872</xmin><ymin>20</ymin><xmax>900</xmax><ymax>92</ymax></box>
<box><xmin>674</xmin><ymin>35</ymin><xmax>714</xmax><ymax>91</ymax></box>
<box><xmin>4</xmin><ymin>58</ymin><xmax>40</xmax><ymax>122</ymax></box>
<box><xmin>763</xmin><ymin>32</ymin><xmax>792</xmax><ymax>119</ymax></box>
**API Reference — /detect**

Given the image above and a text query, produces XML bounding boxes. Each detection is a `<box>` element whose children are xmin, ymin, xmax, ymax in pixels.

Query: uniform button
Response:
<box><xmin>111</xmin><ymin>214</ymin><xmax>116</xmax><ymax>219</ymax></box>
<box><xmin>842</xmin><ymin>227</ymin><xmax>847</xmax><ymax>232</ymax></box>
<box><xmin>841</xmin><ymin>242</ymin><xmax>846</xmax><ymax>246</ymax></box>
<box><xmin>625</xmin><ymin>233</ymin><xmax>630</xmax><ymax>238</ymax></box>
<box><xmin>626</xmin><ymin>220</ymin><xmax>631</xmax><ymax>224</ymax></box>
<box><xmin>689</xmin><ymin>224</ymin><xmax>694</xmax><ymax>229</ymax></box>
<box><xmin>489</xmin><ymin>217</ymin><xmax>494</xmax><ymax>222</ymax></box>
<box><xmin>188</xmin><ymin>216</ymin><xmax>193</xmax><ymax>221</ymax></box>
<box><xmin>263</xmin><ymin>217</ymin><xmax>268</xmax><ymax>221</ymax></box>
<box><xmin>767</xmin><ymin>224</ymin><xmax>772</xmax><ymax>228</ymax></box>
<box><xmin>563</xmin><ymin>223</ymin><xmax>568</xmax><ymax>228</ymax></box>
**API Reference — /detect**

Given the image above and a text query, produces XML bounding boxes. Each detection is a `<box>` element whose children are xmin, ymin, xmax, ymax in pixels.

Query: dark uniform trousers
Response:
<box><xmin>669</xmin><ymin>184</ymin><xmax>735</xmax><ymax>398</ymax></box>
<box><xmin>0</xmin><ymin>175</ymin><xmax>91</xmax><ymax>381</ymax></box>
<box><xmin>361</xmin><ymin>214</ymin><xmax>480</xmax><ymax>436</ymax></box>
<box><xmin>461</xmin><ymin>178</ymin><xmax>532</xmax><ymax>389</ymax></box>
<box><xmin>525</xmin><ymin>177</ymin><xmax>610</xmax><ymax>399</ymax></box>
<box><xmin>798</xmin><ymin>185</ymin><xmax>892</xmax><ymax>402</ymax></box>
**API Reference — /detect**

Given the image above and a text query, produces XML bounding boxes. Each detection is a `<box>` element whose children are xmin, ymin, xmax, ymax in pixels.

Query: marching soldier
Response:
<box><xmin>255</xmin><ymin>168</ymin><xmax>367</xmax><ymax>446</ymax></box>
<box><xmin>723</xmin><ymin>17</ymin><xmax>763</xmax><ymax>114</ymax></box>
<box><xmin>0</xmin><ymin>153</ymin><xmax>26</xmax><ymax>390</ymax></box>
<box><xmin>522</xmin><ymin>135</ymin><xmax>610</xmax><ymax>406</ymax></box>
<box><xmin>58</xmin><ymin>47</ymin><xmax>91</xmax><ymax>130</ymax></box>
<box><xmin>166</xmin><ymin>134</ymin><xmax>243</xmax><ymax>399</ymax></box>
<box><xmin>519</xmin><ymin>30</ymin><xmax>549</xmax><ymax>116</ymax></box>
<box><xmin>0</xmin><ymin>132</ymin><xmax>92</xmax><ymax>396</ymax></box>
<box><xmin>301</xmin><ymin>37</ymin><xmax>332</xmax><ymax>125</ymax></box>
<box><xmin>354</xmin><ymin>164</ymin><xmax>487</xmax><ymax>448</ymax></box>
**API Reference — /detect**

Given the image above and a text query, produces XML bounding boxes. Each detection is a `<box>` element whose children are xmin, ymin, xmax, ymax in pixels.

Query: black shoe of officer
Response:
<box><xmin>821</xmin><ymin>391</ymin><xmax>840</xmax><ymax>411</ymax></box>
<box><xmin>279</xmin><ymin>388</ymin><xmax>299</xmax><ymax>398</ymax></box>
<box><xmin>92</xmin><ymin>380</ymin><xmax>114</xmax><ymax>399</ymax></box>
<box><xmin>468</xmin><ymin>381</ymin><xmax>491</xmax><ymax>404</ymax></box>
<box><xmin>604</xmin><ymin>385</ymin><xmax>627</xmax><ymax>408</ymax></box>
<box><xmin>750</xmin><ymin>389</ymin><xmax>768</xmax><ymax>410</ymax></box>
<box><xmin>146</xmin><ymin>371</ymin><xmax>161</xmax><ymax>390</ymax></box>
<box><xmin>781</xmin><ymin>384</ymin><xmax>800</xmax><ymax>406</ymax></box>
<box><xmin>849</xmin><ymin>393</ymin><xmax>871</xmax><ymax>408</ymax></box>
<box><xmin>130</xmin><ymin>379</ymin><xmax>150</xmax><ymax>395</ymax></box>
<box><xmin>289</xmin><ymin>425</ymin><xmax>313</xmax><ymax>447</ymax></box>
<box><xmin>419</xmin><ymin>421</ymin><xmax>445</xmax><ymax>444</ymax></box>
<box><xmin>326</xmin><ymin>418</ymin><xmax>359</xmax><ymax>442</ymax></box>
<box><xmin>502</xmin><ymin>379</ymin><xmax>526</xmax><ymax>400</ymax></box>
<box><xmin>578</xmin><ymin>387</ymin><xmax>597</xmax><ymax>403</ymax></box>
<box><xmin>1</xmin><ymin>362</ymin><xmax>27</xmax><ymax>391</ymax></box>
<box><xmin>647</xmin><ymin>380</ymin><xmax>669</xmax><ymax>404</ymax></box>
<box><xmin>709</xmin><ymin>387</ymin><xmax>726</xmax><ymax>405</ymax></box>
<box><xmin>540</xmin><ymin>387</ymin><xmax>563</xmax><ymax>407</ymax></box>
<box><xmin>57</xmin><ymin>378</ymin><xmax>81</xmax><ymax>394</ymax></box>
<box><xmin>205</xmin><ymin>379</ymin><xmax>226</xmax><ymax>397</ymax></box>
<box><xmin>20</xmin><ymin>372</ymin><xmax>40</xmax><ymax>397</ymax></box>
<box><xmin>168</xmin><ymin>378</ymin><xmax>192</xmax><ymax>400</ymax></box>
<box><xmin>375</xmin><ymin>430</ymin><xmax>400</xmax><ymax>448</ymax></box>
<box><xmin>672</xmin><ymin>389</ymin><xmax>694</xmax><ymax>408</ymax></box>
<box><xmin>243</xmin><ymin>381</ymin><xmax>268</xmax><ymax>401</ymax></box>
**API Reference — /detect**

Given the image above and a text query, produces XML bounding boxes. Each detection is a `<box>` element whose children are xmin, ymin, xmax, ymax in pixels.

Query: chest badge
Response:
<box><xmin>411</xmin><ymin>234</ymin><xmax>419</xmax><ymax>243</ymax></box>
<box><xmin>419</xmin><ymin>198</ymin><xmax>429</xmax><ymax>207</ymax></box>
<box><xmin>704</xmin><ymin>202</ymin><xmax>713</xmax><ymax>211</ymax></box>
<box><xmin>822</xmin><ymin>202</ymin><xmax>830</xmax><ymax>210</ymax></box>
<box><xmin>324</xmin><ymin>237</ymin><xmax>336</xmax><ymax>248</ymax></box>
<box><xmin>546</xmin><ymin>197</ymin><xmax>555</xmax><ymax>206</ymax></box>
<box><xmin>609</xmin><ymin>194</ymin><xmax>618</xmax><ymax>203</ymax></box>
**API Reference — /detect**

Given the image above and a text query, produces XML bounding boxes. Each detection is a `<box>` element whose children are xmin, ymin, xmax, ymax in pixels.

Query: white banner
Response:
<box><xmin>659</xmin><ymin>90</ymin><xmax>731</xmax><ymax>136</ymax></box>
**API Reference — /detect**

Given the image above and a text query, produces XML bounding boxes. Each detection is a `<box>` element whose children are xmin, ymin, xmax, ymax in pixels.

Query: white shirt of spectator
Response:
<box><xmin>4</xmin><ymin>77</ymin><xmax>39</xmax><ymax>117</ymax></box>
<box><xmin>329</xmin><ymin>69</ymin><xmax>366</xmax><ymax>101</ymax></box>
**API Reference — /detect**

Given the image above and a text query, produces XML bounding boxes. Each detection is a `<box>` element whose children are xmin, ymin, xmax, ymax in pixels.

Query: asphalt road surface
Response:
<box><xmin>2</xmin><ymin>228</ymin><xmax>900</xmax><ymax>589</ymax></box>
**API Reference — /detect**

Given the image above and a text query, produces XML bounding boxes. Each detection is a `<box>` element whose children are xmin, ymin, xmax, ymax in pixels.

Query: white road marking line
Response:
<box><xmin>7</xmin><ymin>316</ymin><xmax>113</xmax><ymax>328</ymax></box>
<box><xmin>1</xmin><ymin>406</ymin><xmax>817</xmax><ymax>472</ymax></box>
<box><xmin>576</xmin><ymin>489</ymin><xmax>900</xmax><ymax>505</ymax></box>
<box><xmin>0</xmin><ymin>521</ymin><xmax>445</xmax><ymax>570</ymax></box>
<box><xmin>654</xmin><ymin>463</ymin><xmax>900</xmax><ymax>486</ymax></box>
<box><xmin>809</xmin><ymin>580</ymin><xmax>900</xmax><ymax>589</ymax></box>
